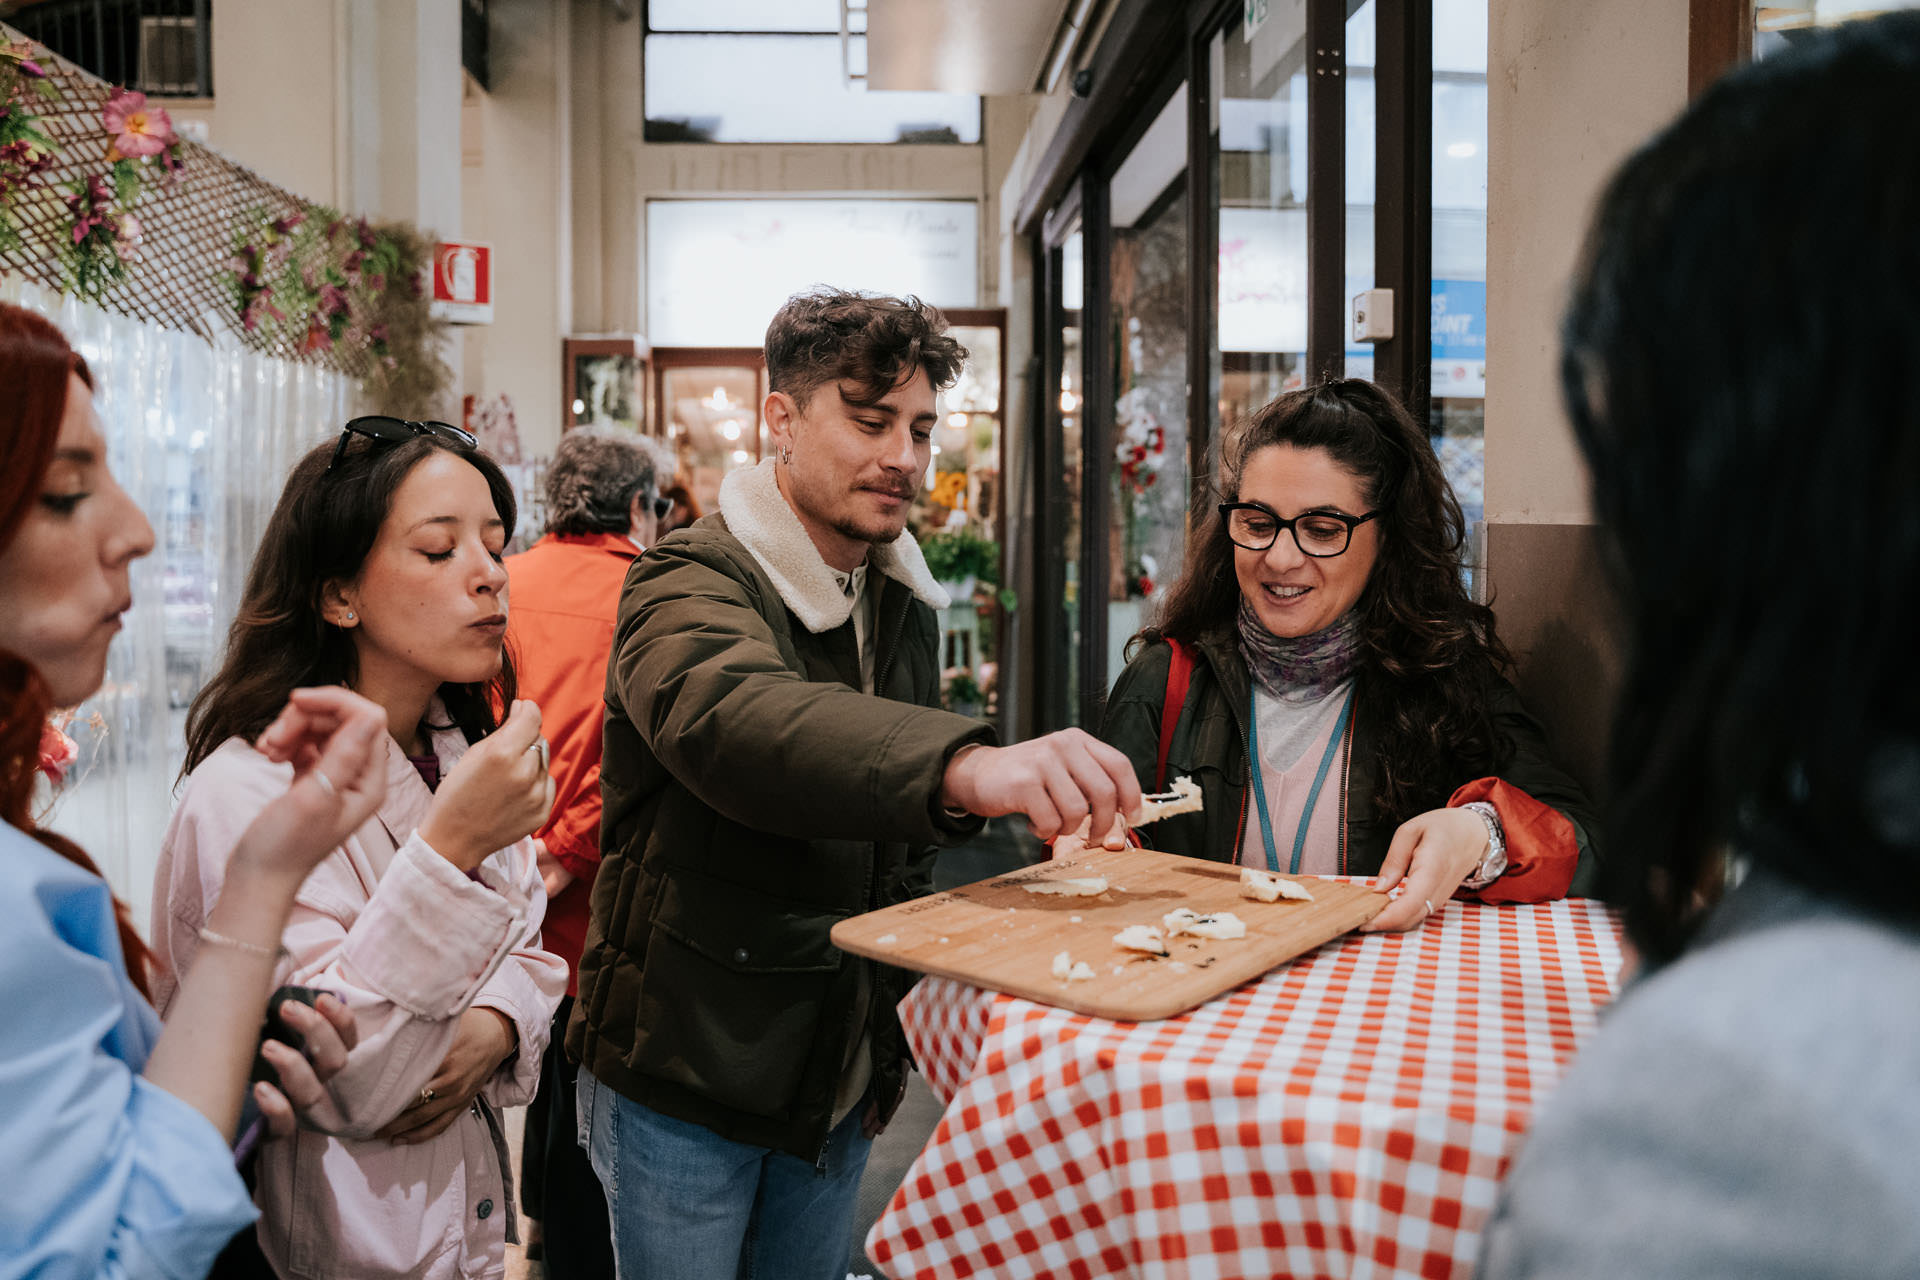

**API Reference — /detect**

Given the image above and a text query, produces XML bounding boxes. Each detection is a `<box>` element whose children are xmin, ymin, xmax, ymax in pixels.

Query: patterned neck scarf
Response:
<box><xmin>1236</xmin><ymin>598</ymin><xmax>1362</xmax><ymax>700</ymax></box>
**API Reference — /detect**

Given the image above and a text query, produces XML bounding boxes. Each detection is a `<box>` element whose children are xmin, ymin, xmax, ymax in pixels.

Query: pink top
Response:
<box><xmin>152</xmin><ymin>714</ymin><xmax>566</xmax><ymax>1280</ymax></box>
<box><xmin>1237</xmin><ymin>687</ymin><xmax>1349</xmax><ymax>875</ymax></box>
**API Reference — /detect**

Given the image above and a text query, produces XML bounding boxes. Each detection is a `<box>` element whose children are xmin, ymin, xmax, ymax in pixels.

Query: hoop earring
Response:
<box><xmin>777</xmin><ymin>445</ymin><xmax>792</xmax><ymax>465</ymax></box>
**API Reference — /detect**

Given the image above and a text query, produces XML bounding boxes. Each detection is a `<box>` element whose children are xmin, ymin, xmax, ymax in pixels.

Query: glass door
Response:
<box><xmin>1212</xmin><ymin>1</ymin><xmax>1312</xmax><ymax>426</ymax></box>
<box><xmin>1104</xmin><ymin>87</ymin><xmax>1191</xmax><ymax>689</ymax></box>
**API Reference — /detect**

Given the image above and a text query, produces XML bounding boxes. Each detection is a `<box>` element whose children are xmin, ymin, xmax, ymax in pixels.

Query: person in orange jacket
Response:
<box><xmin>505</xmin><ymin>425</ymin><xmax>668</xmax><ymax>1276</ymax></box>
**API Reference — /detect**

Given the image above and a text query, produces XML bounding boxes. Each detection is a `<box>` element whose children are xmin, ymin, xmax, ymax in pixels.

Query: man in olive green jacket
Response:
<box><xmin>568</xmin><ymin>289</ymin><xmax>1139</xmax><ymax>1280</ymax></box>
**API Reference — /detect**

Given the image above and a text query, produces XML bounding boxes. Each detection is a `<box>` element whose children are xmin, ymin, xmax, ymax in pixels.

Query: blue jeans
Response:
<box><xmin>576</xmin><ymin>1065</ymin><xmax>872</xmax><ymax>1280</ymax></box>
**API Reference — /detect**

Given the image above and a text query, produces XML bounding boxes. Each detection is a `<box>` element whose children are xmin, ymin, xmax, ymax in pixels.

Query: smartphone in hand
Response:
<box><xmin>249</xmin><ymin>984</ymin><xmax>322</xmax><ymax>1085</ymax></box>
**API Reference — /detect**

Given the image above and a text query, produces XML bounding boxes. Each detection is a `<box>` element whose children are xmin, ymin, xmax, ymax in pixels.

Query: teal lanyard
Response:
<box><xmin>1247</xmin><ymin>687</ymin><xmax>1354</xmax><ymax>875</ymax></box>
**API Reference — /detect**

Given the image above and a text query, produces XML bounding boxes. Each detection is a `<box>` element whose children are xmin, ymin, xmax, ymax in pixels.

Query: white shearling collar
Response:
<box><xmin>717</xmin><ymin>459</ymin><xmax>950</xmax><ymax>633</ymax></box>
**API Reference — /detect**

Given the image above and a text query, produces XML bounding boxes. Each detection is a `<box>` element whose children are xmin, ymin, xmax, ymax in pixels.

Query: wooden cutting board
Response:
<box><xmin>831</xmin><ymin>847</ymin><xmax>1388</xmax><ymax>1021</ymax></box>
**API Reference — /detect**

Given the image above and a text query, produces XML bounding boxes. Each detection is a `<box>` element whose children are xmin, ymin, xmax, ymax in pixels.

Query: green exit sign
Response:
<box><xmin>1245</xmin><ymin>0</ymin><xmax>1270</xmax><ymax>39</ymax></box>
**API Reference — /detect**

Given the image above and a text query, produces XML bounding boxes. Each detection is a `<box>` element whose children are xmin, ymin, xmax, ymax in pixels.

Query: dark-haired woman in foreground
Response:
<box><xmin>156</xmin><ymin>422</ymin><xmax>564</xmax><ymax>1278</ymax></box>
<box><xmin>1478</xmin><ymin>13</ymin><xmax>1920</xmax><ymax>1276</ymax></box>
<box><xmin>0</xmin><ymin>300</ymin><xmax>380</xmax><ymax>1277</ymax></box>
<box><xmin>1088</xmin><ymin>380</ymin><xmax>1597</xmax><ymax>929</ymax></box>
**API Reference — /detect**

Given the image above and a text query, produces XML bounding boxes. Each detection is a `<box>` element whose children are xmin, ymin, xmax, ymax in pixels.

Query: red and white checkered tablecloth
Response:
<box><xmin>868</xmin><ymin>890</ymin><xmax>1626</xmax><ymax>1280</ymax></box>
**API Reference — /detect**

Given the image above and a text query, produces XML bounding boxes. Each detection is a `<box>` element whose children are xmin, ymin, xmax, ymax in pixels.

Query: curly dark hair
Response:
<box><xmin>764</xmin><ymin>287</ymin><xmax>967</xmax><ymax>409</ymax></box>
<box><xmin>185</xmin><ymin>433</ymin><xmax>519</xmax><ymax>774</ymax></box>
<box><xmin>544</xmin><ymin>427</ymin><xmax>658</xmax><ymax>537</ymax></box>
<box><xmin>1141</xmin><ymin>379</ymin><xmax>1511</xmax><ymax>828</ymax></box>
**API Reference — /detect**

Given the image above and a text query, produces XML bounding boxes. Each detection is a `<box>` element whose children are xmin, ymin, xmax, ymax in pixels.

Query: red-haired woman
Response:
<box><xmin>0</xmin><ymin>300</ymin><xmax>386</xmax><ymax>1276</ymax></box>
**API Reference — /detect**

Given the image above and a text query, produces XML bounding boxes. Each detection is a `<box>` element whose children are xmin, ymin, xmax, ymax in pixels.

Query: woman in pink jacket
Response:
<box><xmin>154</xmin><ymin>417</ymin><xmax>567</xmax><ymax>1279</ymax></box>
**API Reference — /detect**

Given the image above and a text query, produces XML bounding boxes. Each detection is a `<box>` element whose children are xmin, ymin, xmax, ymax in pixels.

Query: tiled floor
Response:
<box><xmin>505</xmin><ymin>820</ymin><xmax>1039</xmax><ymax>1280</ymax></box>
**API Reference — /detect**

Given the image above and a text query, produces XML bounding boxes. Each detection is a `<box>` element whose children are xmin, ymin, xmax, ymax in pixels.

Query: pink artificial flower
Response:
<box><xmin>37</xmin><ymin>721</ymin><xmax>77</xmax><ymax>785</ymax></box>
<box><xmin>102</xmin><ymin>88</ymin><xmax>176</xmax><ymax>160</ymax></box>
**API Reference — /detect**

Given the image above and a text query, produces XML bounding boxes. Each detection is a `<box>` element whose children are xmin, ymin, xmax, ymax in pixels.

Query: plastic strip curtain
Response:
<box><xmin>3</xmin><ymin>277</ymin><xmax>355</xmax><ymax>932</ymax></box>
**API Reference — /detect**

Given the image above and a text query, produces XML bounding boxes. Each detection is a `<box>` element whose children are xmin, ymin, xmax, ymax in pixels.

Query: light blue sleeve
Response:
<box><xmin>0</xmin><ymin>836</ymin><xmax>257</xmax><ymax>1280</ymax></box>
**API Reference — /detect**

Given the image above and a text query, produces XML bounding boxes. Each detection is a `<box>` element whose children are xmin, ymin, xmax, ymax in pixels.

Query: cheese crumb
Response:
<box><xmin>1113</xmin><ymin>924</ymin><xmax>1169</xmax><ymax>955</ymax></box>
<box><xmin>1241</xmin><ymin>867</ymin><xmax>1314</xmax><ymax>902</ymax></box>
<box><xmin>1051</xmin><ymin>951</ymin><xmax>1096</xmax><ymax>982</ymax></box>
<box><xmin>1020</xmin><ymin>876</ymin><xmax>1109</xmax><ymax>897</ymax></box>
<box><xmin>1162</xmin><ymin>908</ymin><xmax>1248</xmax><ymax>940</ymax></box>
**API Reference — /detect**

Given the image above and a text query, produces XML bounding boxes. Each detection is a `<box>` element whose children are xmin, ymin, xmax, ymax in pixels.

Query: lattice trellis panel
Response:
<box><xmin>0</xmin><ymin>23</ymin><xmax>421</xmax><ymax>381</ymax></box>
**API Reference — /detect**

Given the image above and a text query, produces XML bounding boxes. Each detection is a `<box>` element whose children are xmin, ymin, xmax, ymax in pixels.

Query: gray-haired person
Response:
<box><xmin>505</xmin><ymin>425</ymin><xmax>670</xmax><ymax>1277</ymax></box>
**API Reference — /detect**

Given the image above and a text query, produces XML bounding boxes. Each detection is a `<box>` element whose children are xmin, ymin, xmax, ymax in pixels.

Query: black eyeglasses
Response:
<box><xmin>1219</xmin><ymin>502</ymin><xmax>1380</xmax><ymax>558</ymax></box>
<box><xmin>651</xmin><ymin>494</ymin><xmax>674</xmax><ymax>520</ymax></box>
<box><xmin>328</xmin><ymin>415</ymin><xmax>477</xmax><ymax>472</ymax></box>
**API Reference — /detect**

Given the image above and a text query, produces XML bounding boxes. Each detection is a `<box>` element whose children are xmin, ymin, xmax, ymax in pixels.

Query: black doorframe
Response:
<box><xmin>1035</xmin><ymin>181</ymin><xmax>1084</xmax><ymax>734</ymax></box>
<box><xmin>1374</xmin><ymin>0</ymin><xmax>1435</xmax><ymax>423</ymax></box>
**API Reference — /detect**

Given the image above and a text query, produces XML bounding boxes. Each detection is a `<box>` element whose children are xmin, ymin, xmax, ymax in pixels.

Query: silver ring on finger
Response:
<box><xmin>531</xmin><ymin>737</ymin><xmax>549</xmax><ymax>772</ymax></box>
<box><xmin>310</xmin><ymin>770</ymin><xmax>337</xmax><ymax>798</ymax></box>
<box><xmin>420</xmin><ymin>1086</ymin><xmax>435</xmax><ymax>1103</ymax></box>
<box><xmin>1424</xmin><ymin>899</ymin><xmax>1436</xmax><ymax>918</ymax></box>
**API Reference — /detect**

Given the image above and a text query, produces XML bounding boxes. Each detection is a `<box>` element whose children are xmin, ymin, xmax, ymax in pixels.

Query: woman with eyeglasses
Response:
<box><xmin>1084</xmin><ymin>379</ymin><xmax>1598</xmax><ymax>931</ymax></box>
<box><xmin>156</xmin><ymin>415</ymin><xmax>566</xmax><ymax>1278</ymax></box>
<box><xmin>0</xmin><ymin>301</ymin><xmax>385</xmax><ymax>1277</ymax></box>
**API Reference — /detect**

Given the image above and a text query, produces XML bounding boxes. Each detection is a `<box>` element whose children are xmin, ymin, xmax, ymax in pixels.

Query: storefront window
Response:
<box><xmin>642</xmin><ymin>2</ymin><xmax>981</xmax><ymax>145</ymax></box>
<box><xmin>646</xmin><ymin>199</ymin><xmax>979</xmax><ymax>347</ymax></box>
<box><xmin>1753</xmin><ymin>2</ymin><xmax>1918</xmax><ymax>55</ymax></box>
<box><xmin>921</xmin><ymin>322</ymin><xmax>1002</xmax><ymax>540</ymax></box>
<box><xmin>1108</xmin><ymin>89</ymin><xmax>1189</xmax><ymax>679</ymax></box>
<box><xmin>917</xmin><ymin>317</ymin><xmax>1005</xmax><ymax>717</ymax></box>
<box><xmin>1213</xmin><ymin>3</ymin><xmax>1310</xmax><ymax>429</ymax></box>
<box><xmin>661</xmin><ymin>364</ymin><xmax>763</xmax><ymax>515</ymax></box>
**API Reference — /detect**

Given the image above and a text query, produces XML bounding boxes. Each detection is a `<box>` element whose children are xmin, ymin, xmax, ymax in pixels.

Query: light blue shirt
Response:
<box><xmin>0</xmin><ymin>823</ymin><xmax>255</xmax><ymax>1279</ymax></box>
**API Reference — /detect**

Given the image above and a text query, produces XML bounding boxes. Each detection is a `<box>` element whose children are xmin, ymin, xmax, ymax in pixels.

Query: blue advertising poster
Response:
<box><xmin>1430</xmin><ymin>279</ymin><xmax>1485</xmax><ymax>361</ymax></box>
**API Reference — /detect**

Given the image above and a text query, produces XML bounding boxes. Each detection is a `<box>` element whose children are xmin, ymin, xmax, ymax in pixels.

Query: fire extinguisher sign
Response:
<box><xmin>430</xmin><ymin>241</ymin><xmax>493</xmax><ymax>325</ymax></box>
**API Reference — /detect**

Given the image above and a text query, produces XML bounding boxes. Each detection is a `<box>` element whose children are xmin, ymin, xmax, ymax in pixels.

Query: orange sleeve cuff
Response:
<box><xmin>1447</xmin><ymin>777</ymin><xmax>1580</xmax><ymax>903</ymax></box>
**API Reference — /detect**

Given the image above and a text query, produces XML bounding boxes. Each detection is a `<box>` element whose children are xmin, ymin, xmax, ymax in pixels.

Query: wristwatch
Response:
<box><xmin>1457</xmin><ymin>800</ymin><xmax>1508</xmax><ymax>889</ymax></box>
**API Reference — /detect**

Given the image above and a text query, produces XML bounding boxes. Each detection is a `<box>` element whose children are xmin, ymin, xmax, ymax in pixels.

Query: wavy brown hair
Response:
<box><xmin>764</xmin><ymin>287</ymin><xmax>968</xmax><ymax>408</ymax></box>
<box><xmin>185</xmin><ymin>433</ymin><xmax>519</xmax><ymax>773</ymax></box>
<box><xmin>0</xmin><ymin>302</ymin><xmax>153</xmax><ymax>997</ymax></box>
<box><xmin>1141</xmin><ymin>379</ymin><xmax>1511</xmax><ymax>827</ymax></box>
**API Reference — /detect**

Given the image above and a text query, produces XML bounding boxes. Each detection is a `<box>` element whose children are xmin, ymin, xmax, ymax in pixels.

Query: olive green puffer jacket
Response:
<box><xmin>568</xmin><ymin>468</ymin><xmax>993</xmax><ymax>1162</ymax></box>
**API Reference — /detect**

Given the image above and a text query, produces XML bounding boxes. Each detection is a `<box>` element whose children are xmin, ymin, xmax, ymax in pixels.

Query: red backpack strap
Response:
<box><xmin>1153</xmin><ymin>639</ymin><xmax>1194</xmax><ymax>791</ymax></box>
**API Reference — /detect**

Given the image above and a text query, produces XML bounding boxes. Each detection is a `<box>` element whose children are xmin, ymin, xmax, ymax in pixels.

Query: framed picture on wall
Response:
<box><xmin>564</xmin><ymin>335</ymin><xmax>653</xmax><ymax>436</ymax></box>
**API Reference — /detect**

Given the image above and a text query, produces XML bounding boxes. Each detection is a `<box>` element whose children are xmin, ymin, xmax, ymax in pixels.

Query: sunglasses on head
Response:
<box><xmin>328</xmin><ymin>415</ymin><xmax>478</xmax><ymax>472</ymax></box>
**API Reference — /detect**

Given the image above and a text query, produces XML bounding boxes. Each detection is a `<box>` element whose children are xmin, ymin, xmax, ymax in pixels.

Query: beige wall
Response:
<box><xmin>1482</xmin><ymin>0</ymin><xmax>1691</xmax><ymax>794</ymax></box>
<box><xmin>1483</xmin><ymin>0</ymin><xmax>1689</xmax><ymax>523</ymax></box>
<box><xmin>462</xmin><ymin>0</ymin><xmax>572</xmax><ymax>458</ymax></box>
<box><xmin>166</xmin><ymin>3</ymin><xmax>343</xmax><ymax>204</ymax></box>
<box><xmin>567</xmin><ymin>0</ymin><xmax>643</xmax><ymax>336</ymax></box>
